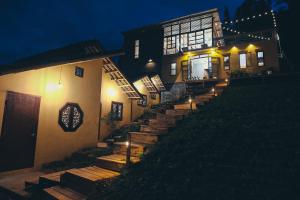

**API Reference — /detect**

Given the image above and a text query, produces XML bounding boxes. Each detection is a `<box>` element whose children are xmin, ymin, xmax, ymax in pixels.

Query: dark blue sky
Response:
<box><xmin>0</xmin><ymin>0</ymin><xmax>244</xmax><ymax>64</ymax></box>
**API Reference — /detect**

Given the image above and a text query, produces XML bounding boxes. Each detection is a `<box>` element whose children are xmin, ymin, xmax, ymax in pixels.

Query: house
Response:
<box><xmin>0</xmin><ymin>40</ymin><xmax>141</xmax><ymax>172</ymax></box>
<box><xmin>120</xmin><ymin>8</ymin><xmax>280</xmax><ymax>98</ymax></box>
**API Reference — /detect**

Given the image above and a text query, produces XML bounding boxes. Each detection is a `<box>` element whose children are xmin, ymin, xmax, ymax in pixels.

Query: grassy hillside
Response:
<box><xmin>93</xmin><ymin>77</ymin><xmax>300</xmax><ymax>200</ymax></box>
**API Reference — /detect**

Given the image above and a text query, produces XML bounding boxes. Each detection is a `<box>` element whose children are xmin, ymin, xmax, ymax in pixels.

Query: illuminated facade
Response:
<box><xmin>0</xmin><ymin>41</ymin><xmax>144</xmax><ymax>172</ymax></box>
<box><xmin>120</xmin><ymin>8</ymin><xmax>280</xmax><ymax>87</ymax></box>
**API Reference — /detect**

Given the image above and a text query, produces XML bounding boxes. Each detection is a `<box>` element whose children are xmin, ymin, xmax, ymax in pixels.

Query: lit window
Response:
<box><xmin>224</xmin><ymin>55</ymin><xmax>230</xmax><ymax>70</ymax></box>
<box><xmin>170</xmin><ymin>63</ymin><xmax>177</xmax><ymax>76</ymax></box>
<box><xmin>257</xmin><ymin>51</ymin><xmax>264</xmax><ymax>67</ymax></box>
<box><xmin>150</xmin><ymin>94</ymin><xmax>156</xmax><ymax>100</ymax></box>
<box><xmin>137</xmin><ymin>95</ymin><xmax>147</xmax><ymax>107</ymax></box>
<box><xmin>111</xmin><ymin>102</ymin><xmax>123</xmax><ymax>121</ymax></box>
<box><xmin>239</xmin><ymin>53</ymin><xmax>247</xmax><ymax>68</ymax></box>
<box><xmin>75</xmin><ymin>67</ymin><xmax>84</xmax><ymax>78</ymax></box>
<box><xmin>134</xmin><ymin>40</ymin><xmax>140</xmax><ymax>59</ymax></box>
<box><xmin>204</xmin><ymin>29</ymin><xmax>213</xmax><ymax>47</ymax></box>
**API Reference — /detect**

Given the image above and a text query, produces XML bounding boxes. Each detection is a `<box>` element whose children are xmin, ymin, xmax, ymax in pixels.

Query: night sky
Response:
<box><xmin>0</xmin><ymin>0</ymin><xmax>244</xmax><ymax>64</ymax></box>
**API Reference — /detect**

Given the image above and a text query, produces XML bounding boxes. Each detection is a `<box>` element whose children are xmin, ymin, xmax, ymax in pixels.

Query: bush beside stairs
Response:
<box><xmin>26</xmin><ymin>82</ymin><xmax>227</xmax><ymax>200</ymax></box>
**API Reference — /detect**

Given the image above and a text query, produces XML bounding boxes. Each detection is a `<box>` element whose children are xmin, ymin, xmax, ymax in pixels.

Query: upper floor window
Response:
<box><xmin>170</xmin><ymin>63</ymin><xmax>177</xmax><ymax>76</ymax></box>
<box><xmin>224</xmin><ymin>55</ymin><xmax>230</xmax><ymax>70</ymax></box>
<box><xmin>257</xmin><ymin>50</ymin><xmax>264</xmax><ymax>67</ymax></box>
<box><xmin>134</xmin><ymin>40</ymin><xmax>140</xmax><ymax>59</ymax></box>
<box><xmin>239</xmin><ymin>53</ymin><xmax>247</xmax><ymax>69</ymax></box>
<box><xmin>75</xmin><ymin>66</ymin><xmax>84</xmax><ymax>78</ymax></box>
<box><xmin>163</xmin><ymin>15</ymin><xmax>213</xmax><ymax>55</ymax></box>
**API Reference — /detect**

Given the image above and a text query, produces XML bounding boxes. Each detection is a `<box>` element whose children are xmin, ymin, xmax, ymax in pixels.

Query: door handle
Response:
<box><xmin>31</xmin><ymin>133</ymin><xmax>36</xmax><ymax>137</ymax></box>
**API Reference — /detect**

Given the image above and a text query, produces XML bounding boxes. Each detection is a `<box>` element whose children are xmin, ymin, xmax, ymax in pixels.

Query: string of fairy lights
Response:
<box><xmin>222</xmin><ymin>26</ymin><xmax>272</xmax><ymax>40</ymax></box>
<box><xmin>220</xmin><ymin>10</ymin><xmax>277</xmax><ymax>41</ymax></box>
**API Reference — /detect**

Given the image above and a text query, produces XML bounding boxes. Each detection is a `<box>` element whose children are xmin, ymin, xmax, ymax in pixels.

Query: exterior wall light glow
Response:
<box><xmin>46</xmin><ymin>82</ymin><xmax>62</xmax><ymax>92</ymax></box>
<box><xmin>107</xmin><ymin>88</ymin><xmax>116</xmax><ymax>97</ymax></box>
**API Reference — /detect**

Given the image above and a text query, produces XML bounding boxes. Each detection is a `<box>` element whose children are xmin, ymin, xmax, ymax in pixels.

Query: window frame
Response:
<box><xmin>256</xmin><ymin>50</ymin><xmax>265</xmax><ymax>67</ymax></box>
<box><xmin>163</xmin><ymin>15</ymin><xmax>213</xmax><ymax>55</ymax></box>
<box><xmin>75</xmin><ymin>66</ymin><xmax>84</xmax><ymax>78</ymax></box>
<box><xmin>170</xmin><ymin>63</ymin><xmax>177</xmax><ymax>76</ymax></box>
<box><xmin>223</xmin><ymin>54</ymin><xmax>230</xmax><ymax>70</ymax></box>
<box><xmin>111</xmin><ymin>101</ymin><xmax>123</xmax><ymax>121</ymax></box>
<box><xmin>239</xmin><ymin>52</ymin><xmax>247</xmax><ymax>69</ymax></box>
<box><xmin>134</xmin><ymin>40</ymin><xmax>140</xmax><ymax>59</ymax></box>
<box><xmin>137</xmin><ymin>95</ymin><xmax>147</xmax><ymax>107</ymax></box>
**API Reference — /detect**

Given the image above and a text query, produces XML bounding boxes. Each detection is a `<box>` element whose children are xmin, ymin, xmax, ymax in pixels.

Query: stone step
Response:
<box><xmin>60</xmin><ymin>166</ymin><xmax>119</xmax><ymax>195</ymax></box>
<box><xmin>215</xmin><ymin>82</ymin><xmax>227</xmax><ymax>88</ymax></box>
<box><xmin>112</xmin><ymin>142</ymin><xmax>147</xmax><ymax>157</ymax></box>
<box><xmin>95</xmin><ymin>154</ymin><xmax>140</xmax><ymax>172</ymax></box>
<box><xmin>140</xmin><ymin>125</ymin><xmax>168</xmax><ymax>134</ymax></box>
<box><xmin>165</xmin><ymin>109</ymin><xmax>190</xmax><ymax>116</ymax></box>
<box><xmin>39</xmin><ymin>170</ymin><xmax>67</xmax><ymax>188</ymax></box>
<box><xmin>148</xmin><ymin>119</ymin><xmax>175</xmax><ymax>128</ymax></box>
<box><xmin>24</xmin><ymin>178</ymin><xmax>39</xmax><ymax>193</ymax></box>
<box><xmin>156</xmin><ymin>113</ymin><xmax>183</xmax><ymax>121</ymax></box>
<box><xmin>151</xmin><ymin>117</ymin><xmax>177</xmax><ymax>125</ymax></box>
<box><xmin>97</xmin><ymin>142</ymin><xmax>108</xmax><ymax>148</ymax></box>
<box><xmin>195</xmin><ymin>96</ymin><xmax>212</xmax><ymax>101</ymax></box>
<box><xmin>130</xmin><ymin>131</ymin><xmax>162</xmax><ymax>144</ymax></box>
<box><xmin>174</xmin><ymin>103</ymin><xmax>197</xmax><ymax>110</ymax></box>
<box><xmin>44</xmin><ymin>185</ymin><xmax>87</xmax><ymax>200</ymax></box>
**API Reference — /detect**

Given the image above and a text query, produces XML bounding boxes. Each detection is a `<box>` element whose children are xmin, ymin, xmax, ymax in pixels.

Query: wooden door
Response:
<box><xmin>0</xmin><ymin>91</ymin><xmax>41</xmax><ymax>172</ymax></box>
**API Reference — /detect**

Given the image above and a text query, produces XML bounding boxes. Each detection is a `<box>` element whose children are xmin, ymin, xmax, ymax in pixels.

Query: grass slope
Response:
<box><xmin>93</xmin><ymin>78</ymin><xmax>300</xmax><ymax>200</ymax></box>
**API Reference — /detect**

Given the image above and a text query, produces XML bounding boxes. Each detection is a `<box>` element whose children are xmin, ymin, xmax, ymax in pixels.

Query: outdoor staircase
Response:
<box><xmin>22</xmin><ymin>82</ymin><xmax>227</xmax><ymax>200</ymax></box>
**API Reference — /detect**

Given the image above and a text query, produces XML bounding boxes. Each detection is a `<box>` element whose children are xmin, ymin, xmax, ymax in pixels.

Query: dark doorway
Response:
<box><xmin>0</xmin><ymin>91</ymin><xmax>41</xmax><ymax>172</ymax></box>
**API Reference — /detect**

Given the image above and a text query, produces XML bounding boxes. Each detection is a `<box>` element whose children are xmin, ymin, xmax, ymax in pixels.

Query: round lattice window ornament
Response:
<box><xmin>58</xmin><ymin>103</ymin><xmax>83</xmax><ymax>132</ymax></box>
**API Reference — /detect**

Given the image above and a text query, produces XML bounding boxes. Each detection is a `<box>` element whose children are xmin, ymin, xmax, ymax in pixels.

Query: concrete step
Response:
<box><xmin>39</xmin><ymin>170</ymin><xmax>67</xmax><ymax>188</ymax></box>
<box><xmin>112</xmin><ymin>142</ymin><xmax>147</xmax><ymax>157</ymax></box>
<box><xmin>165</xmin><ymin>109</ymin><xmax>190</xmax><ymax>116</ymax></box>
<box><xmin>130</xmin><ymin>131</ymin><xmax>162</xmax><ymax>144</ymax></box>
<box><xmin>140</xmin><ymin>125</ymin><xmax>168</xmax><ymax>134</ymax></box>
<box><xmin>60</xmin><ymin>166</ymin><xmax>119</xmax><ymax>195</ymax></box>
<box><xmin>95</xmin><ymin>154</ymin><xmax>140</xmax><ymax>172</ymax></box>
<box><xmin>215</xmin><ymin>82</ymin><xmax>227</xmax><ymax>88</ymax></box>
<box><xmin>174</xmin><ymin>103</ymin><xmax>197</xmax><ymax>110</ymax></box>
<box><xmin>195</xmin><ymin>95</ymin><xmax>213</xmax><ymax>101</ymax></box>
<box><xmin>148</xmin><ymin>119</ymin><xmax>175</xmax><ymax>128</ymax></box>
<box><xmin>44</xmin><ymin>185</ymin><xmax>87</xmax><ymax>200</ymax></box>
<box><xmin>156</xmin><ymin>113</ymin><xmax>183</xmax><ymax>121</ymax></box>
<box><xmin>97</xmin><ymin>142</ymin><xmax>108</xmax><ymax>148</ymax></box>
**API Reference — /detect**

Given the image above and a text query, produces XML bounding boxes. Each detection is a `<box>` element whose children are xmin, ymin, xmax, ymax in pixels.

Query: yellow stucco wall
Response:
<box><xmin>98</xmin><ymin>71</ymin><xmax>133</xmax><ymax>140</ymax></box>
<box><xmin>132</xmin><ymin>79</ymin><xmax>160</xmax><ymax>120</ymax></box>
<box><xmin>0</xmin><ymin>59</ymin><xmax>103</xmax><ymax>168</ymax></box>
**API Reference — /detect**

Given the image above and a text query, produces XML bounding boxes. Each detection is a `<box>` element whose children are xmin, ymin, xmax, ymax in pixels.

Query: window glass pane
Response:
<box><xmin>224</xmin><ymin>56</ymin><xmax>230</xmax><ymax>70</ymax></box>
<box><xmin>201</xmin><ymin>17</ymin><xmax>212</xmax><ymax>29</ymax></box>
<box><xmin>163</xmin><ymin>38</ymin><xmax>167</xmax><ymax>55</ymax></box>
<box><xmin>171</xmin><ymin>63</ymin><xmax>177</xmax><ymax>75</ymax></box>
<box><xmin>239</xmin><ymin>53</ymin><xmax>247</xmax><ymax>68</ymax></box>
<box><xmin>134</xmin><ymin>40</ymin><xmax>139</xmax><ymax>59</ymax></box>
<box><xmin>257</xmin><ymin>51</ymin><xmax>264</xmax><ymax>66</ymax></box>
<box><xmin>191</xmin><ymin>20</ymin><xmax>201</xmax><ymax>31</ymax></box>
<box><xmin>181</xmin><ymin>22</ymin><xmax>190</xmax><ymax>33</ymax></box>
<box><xmin>172</xmin><ymin>24</ymin><xmax>179</xmax><ymax>35</ymax></box>
<box><xmin>164</xmin><ymin>26</ymin><xmax>171</xmax><ymax>36</ymax></box>
<box><xmin>181</xmin><ymin>34</ymin><xmax>188</xmax><ymax>48</ymax></box>
<box><xmin>204</xmin><ymin>29</ymin><xmax>212</xmax><ymax>47</ymax></box>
